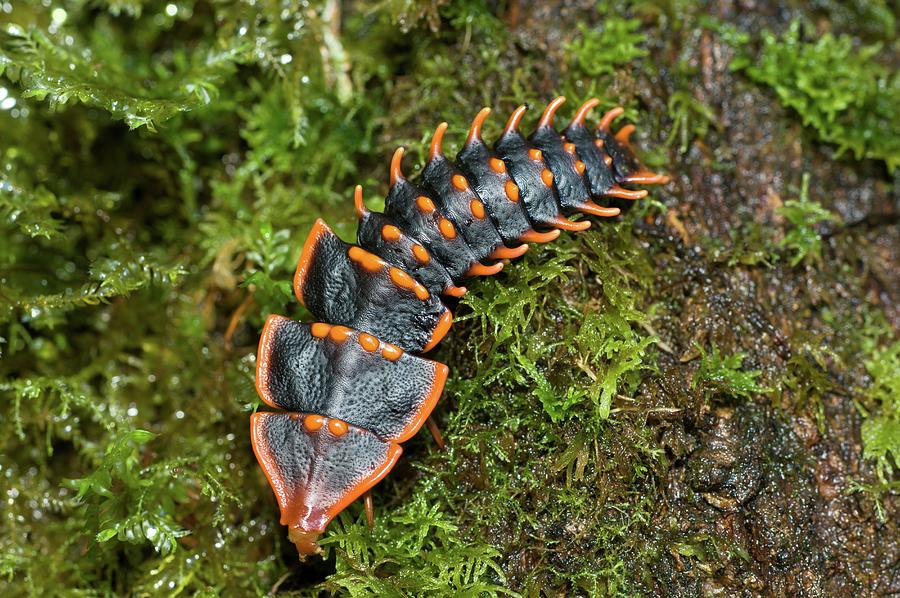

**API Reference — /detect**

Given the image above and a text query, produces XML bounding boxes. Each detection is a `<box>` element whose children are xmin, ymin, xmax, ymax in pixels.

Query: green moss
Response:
<box><xmin>564</xmin><ymin>14</ymin><xmax>648</xmax><ymax>78</ymax></box>
<box><xmin>733</xmin><ymin>20</ymin><xmax>900</xmax><ymax>170</ymax></box>
<box><xmin>692</xmin><ymin>344</ymin><xmax>768</xmax><ymax>401</ymax></box>
<box><xmin>860</xmin><ymin>341</ymin><xmax>900</xmax><ymax>481</ymax></box>
<box><xmin>1</xmin><ymin>0</ymin><xmax>896</xmax><ymax>595</ymax></box>
<box><xmin>776</xmin><ymin>174</ymin><xmax>839</xmax><ymax>267</ymax></box>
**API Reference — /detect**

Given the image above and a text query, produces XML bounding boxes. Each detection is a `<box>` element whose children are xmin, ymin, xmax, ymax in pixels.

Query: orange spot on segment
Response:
<box><xmin>412</xmin><ymin>282</ymin><xmax>430</xmax><ymax>301</ymax></box>
<box><xmin>519</xmin><ymin>228</ymin><xmax>561</xmax><ymax>243</ymax></box>
<box><xmin>444</xmin><ymin>284</ymin><xmax>467</xmax><ymax>297</ymax></box>
<box><xmin>489</xmin><ymin>244</ymin><xmax>529</xmax><ymax>259</ymax></box>
<box><xmin>327</xmin><ymin>419</ymin><xmax>349</xmax><ymax>436</ymax></box>
<box><xmin>489</xmin><ymin>157</ymin><xmax>506</xmax><ymax>174</ymax></box>
<box><xmin>358</xmin><ymin>333</ymin><xmax>379</xmax><ymax>352</ymax></box>
<box><xmin>466</xmin><ymin>107</ymin><xmax>491</xmax><ymax>145</ymax></box>
<box><xmin>416</xmin><ymin>196</ymin><xmax>435</xmax><ymax>213</ymax></box>
<box><xmin>310</xmin><ymin>322</ymin><xmax>331</xmax><ymax>338</ymax></box>
<box><xmin>289</xmin><ymin>413</ymin><xmax>301</xmax><ymax>421</ymax></box>
<box><xmin>381</xmin><ymin>224</ymin><xmax>401</xmax><ymax>241</ymax></box>
<box><xmin>381</xmin><ymin>343</ymin><xmax>403</xmax><ymax>361</ymax></box>
<box><xmin>541</xmin><ymin>169</ymin><xmax>554</xmax><ymax>186</ymax></box>
<box><xmin>438</xmin><ymin>218</ymin><xmax>456</xmax><ymax>239</ymax></box>
<box><xmin>303</xmin><ymin>414</ymin><xmax>326</xmax><ymax>432</ymax></box>
<box><xmin>505</xmin><ymin>180</ymin><xmax>520</xmax><ymax>202</ymax></box>
<box><xmin>470</xmin><ymin>199</ymin><xmax>486</xmax><ymax>219</ymax></box>
<box><xmin>423</xmin><ymin>310</ymin><xmax>453</xmax><ymax>352</ymax></box>
<box><xmin>529</xmin><ymin>148</ymin><xmax>543</xmax><ymax>162</ymax></box>
<box><xmin>389</xmin><ymin>267</ymin><xmax>415</xmax><ymax>289</ymax></box>
<box><xmin>574</xmin><ymin>160</ymin><xmax>586</xmax><ymax>175</ymax></box>
<box><xmin>603</xmin><ymin>154</ymin><xmax>613</xmax><ymax>167</ymax></box>
<box><xmin>328</xmin><ymin>325</ymin><xmax>353</xmax><ymax>343</ymax></box>
<box><xmin>451</xmin><ymin>174</ymin><xmax>469</xmax><ymax>192</ymax></box>
<box><xmin>348</xmin><ymin>246</ymin><xmax>384</xmax><ymax>272</ymax></box>
<box><xmin>412</xmin><ymin>244</ymin><xmax>430</xmax><ymax>264</ymax></box>
<box><xmin>309</xmin><ymin>322</ymin><xmax>331</xmax><ymax>338</ymax></box>
<box><xmin>564</xmin><ymin>142</ymin><xmax>576</xmax><ymax>155</ymax></box>
<box><xmin>594</xmin><ymin>138</ymin><xmax>605</xmax><ymax>149</ymax></box>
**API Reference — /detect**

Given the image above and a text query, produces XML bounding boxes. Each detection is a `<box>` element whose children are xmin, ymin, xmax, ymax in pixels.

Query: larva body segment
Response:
<box><xmin>356</xmin><ymin>196</ymin><xmax>462</xmax><ymax>299</ymax></box>
<box><xmin>382</xmin><ymin>156</ymin><xmax>482</xmax><ymax>282</ymax></box>
<box><xmin>256</xmin><ymin>315</ymin><xmax>448</xmax><ymax>442</ymax></box>
<box><xmin>421</xmin><ymin>124</ymin><xmax>507</xmax><ymax>264</ymax></box>
<box><xmin>293</xmin><ymin>219</ymin><xmax>451</xmax><ymax>352</ymax></box>
<box><xmin>253</xmin><ymin>97</ymin><xmax>669</xmax><ymax>558</ymax></box>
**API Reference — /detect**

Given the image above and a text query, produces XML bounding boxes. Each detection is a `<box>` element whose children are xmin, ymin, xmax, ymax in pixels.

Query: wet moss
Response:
<box><xmin>2</xmin><ymin>0</ymin><xmax>898</xmax><ymax>596</ymax></box>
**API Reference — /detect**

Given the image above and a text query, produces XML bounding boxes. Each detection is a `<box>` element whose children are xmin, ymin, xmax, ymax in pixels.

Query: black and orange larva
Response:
<box><xmin>251</xmin><ymin>97</ymin><xmax>670</xmax><ymax>557</ymax></box>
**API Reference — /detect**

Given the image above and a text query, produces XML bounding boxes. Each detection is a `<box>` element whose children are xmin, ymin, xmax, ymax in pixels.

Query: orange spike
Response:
<box><xmin>622</xmin><ymin>170</ymin><xmax>672</xmax><ymax>185</ymax></box>
<box><xmin>353</xmin><ymin>185</ymin><xmax>367</xmax><ymax>218</ymax></box>
<box><xmin>429</xmin><ymin>122</ymin><xmax>448</xmax><ymax>161</ymax></box>
<box><xmin>520</xmin><ymin>228</ymin><xmax>561</xmax><ymax>243</ymax></box>
<box><xmin>569</xmin><ymin>98</ymin><xmax>600</xmax><ymax>129</ymax></box>
<box><xmin>578</xmin><ymin>200</ymin><xmax>621</xmax><ymax>218</ymax></box>
<box><xmin>537</xmin><ymin>96</ymin><xmax>566</xmax><ymax>129</ymax></box>
<box><xmin>465</xmin><ymin>261</ymin><xmax>505</xmax><ymax>277</ymax></box>
<box><xmin>549</xmin><ymin>216</ymin><xmax>591</xmax><ymax>232</ymax></box>
<box><xmin>443</xmin><ymin>284</ymin><xmax>467</xmax><ymax>298</ymax></box>
<box><xmin>488</xmin><ymin>244</ymin><xmax>529</xmax><ymax>260</ymax></box>
<box><xmin>504</xmin><ymin>105</ymin><xmax>528</xmax><ymax>135</ymax></box>
<box><xmin>466</xmin><ymin>107</ymin><xmax>491</xmax><ymax>145</ymax></box>
<box><xmin>596</xmin><ymin>106</ymin><xmax>624</xmax><ymax>131</ymax></box>
<box><xmin>390</xmin><ymin>147</ymin><xmax>405</xmax><ymax>187</ymax></box>
<box><xmin>615</xmin><ymin>124</ymin><xmax>636</xmax><ymax>145</ymax></box>
<box><xmin>605</xmin><ymin>185</ymin><xmax>648</xmax><ymax>200</ymax></box>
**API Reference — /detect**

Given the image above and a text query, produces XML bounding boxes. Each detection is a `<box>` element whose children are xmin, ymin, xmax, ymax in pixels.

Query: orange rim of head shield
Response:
<box><xmin>256</xmin><ymin>97</ymin><xmax>669</xmax><ymax>559</ymax></box>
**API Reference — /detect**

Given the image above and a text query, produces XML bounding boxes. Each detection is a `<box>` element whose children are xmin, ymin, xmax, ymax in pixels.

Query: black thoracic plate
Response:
<box><xmin>494</xmin><ymin>127</ymin><xmax>563</xmax><ymax>228</ymax></box>
<box><xmin>595</xmin><ymin>129</ymin><xmax>639</xmax><ymax>181</ymax></box>
<box><xmin>420</xmin><ymin>155</ymin><xmax>504</xmax><ymax>262</ymax></box>
<box><xmin>529</xmin><ymin>125</ymin><xmax>593</xmax><ymax>214</ymax></box>
<box><xmin>294</xmin><ymin>219</ymin><xmax>451</xmax><ymax>352</ymax></box>
<box><xmin>251</xmin><ymin>412</ymin><xmax>401</xmax><ymax>534</ymax></box>
<box><xmin>564</xmin><ymin>121</ymin><xmax>617</xmax><ymax>198</ymax></box>
<box><xmin>384</xmin><ymin>177</ymin><xmax>479</xmax><ymax>281</ymax></box>
<box><xmin>357</xmin><ymin>209</ymin><xmax>455</xmax><ymax>297</ymax></box>
<box><xmin>256</xmin><ymin>315</ymin><xmax>448</xmax><ymax>442</ymax></box>
<box><xmin>456</xmin><ymin>140</ymin><xmax>533</xmax><ymax>245</ymax></box>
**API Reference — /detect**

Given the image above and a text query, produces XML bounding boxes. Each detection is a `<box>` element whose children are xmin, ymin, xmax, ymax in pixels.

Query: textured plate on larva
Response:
<box><xmin>256</xmin><ymin>315</ymin><xmax>448</xmax><ymax>442</ymax></box>
<box><xmin>253</xmin><ymin>97</ymin><xmax>670</xmax><ymax>558</ymax></box>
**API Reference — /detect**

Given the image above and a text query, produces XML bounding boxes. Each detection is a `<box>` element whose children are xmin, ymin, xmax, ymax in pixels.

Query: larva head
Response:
<box><xmin>289</xmin><ymin>527</ymin><xmax>323</xmax><ymax>558</ymax></box>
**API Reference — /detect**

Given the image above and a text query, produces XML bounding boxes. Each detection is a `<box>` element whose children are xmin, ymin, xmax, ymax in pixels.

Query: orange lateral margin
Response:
<box><xmin>392</xmin><ymin>362</ymin><xmax>449</xmax><ymax>443</ymax></box>
<box><xmin>254</xmin><ymin>314</ymin><xmax>289</xmax><ymax>410</ymax></box>
<box><xmin>293</xmin><ymin>218</ymin><xmax>332</xmax><ymax>306</ymax></box>
<box><xmin>422</xmin><ymin>310</ymin><xmax>452</xmax><ymax>352</ymax></box>
<box><xmin>250</xmin><ymin>413</ymin><xmax>404</xmax><ymax>558</ymax></box>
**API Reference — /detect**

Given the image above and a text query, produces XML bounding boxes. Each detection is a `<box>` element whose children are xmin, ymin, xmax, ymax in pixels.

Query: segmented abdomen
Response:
<box><xmin>251</xmin><ymin>97</ymin><xmax>670</xmax><ymax>558</ymax></box>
